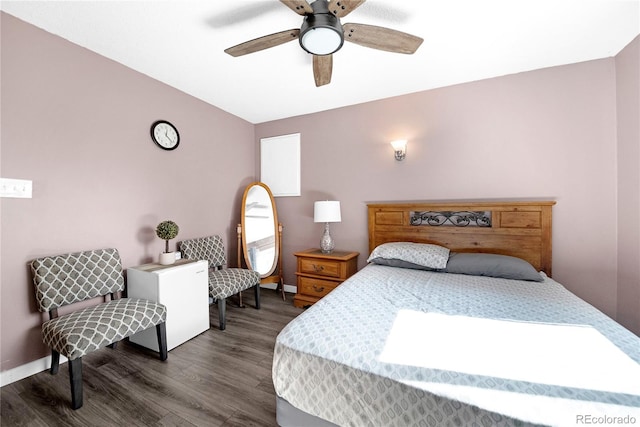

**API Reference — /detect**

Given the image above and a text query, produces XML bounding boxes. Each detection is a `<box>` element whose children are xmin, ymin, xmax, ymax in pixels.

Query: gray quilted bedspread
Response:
<box><xmin>273</xmin><ymin>265</ymin><xmax>640</xmax><ymax>427</ymax></box>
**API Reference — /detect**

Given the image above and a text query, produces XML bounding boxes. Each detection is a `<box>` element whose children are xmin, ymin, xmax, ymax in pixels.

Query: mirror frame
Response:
<box><xmin>240</xmin><ymin>182</ymin><xmax>280</xmax><ymax>278</ymax></box>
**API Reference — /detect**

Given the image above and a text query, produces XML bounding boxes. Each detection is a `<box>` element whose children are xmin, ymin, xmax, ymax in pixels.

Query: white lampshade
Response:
<box><xmin>314</xmin><ymin>201</ymin><xmax>341</xmax><ymax>223</ymax></box>
<box><xmin>390</xmin><ymin>139</ymin><xmax>407</xmax><ymax>151</ymax></box>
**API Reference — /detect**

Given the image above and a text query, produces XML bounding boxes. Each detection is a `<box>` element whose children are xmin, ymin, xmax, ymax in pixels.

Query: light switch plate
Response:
<box><xmin>0</xmin><ymin>178</ymin><xmax>33</xmax><ymax>198</ymax></box>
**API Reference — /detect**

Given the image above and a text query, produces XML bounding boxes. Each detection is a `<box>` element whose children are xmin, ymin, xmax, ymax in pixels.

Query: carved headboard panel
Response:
<box><xmin>367</xmin><ymin>200</ymin><xmax>556</xmax><ymax>276</ymax></box>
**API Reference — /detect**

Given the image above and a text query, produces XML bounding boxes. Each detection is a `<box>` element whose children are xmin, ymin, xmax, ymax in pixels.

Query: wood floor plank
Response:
<box><xmin>1</xmin><ymin>291</ymin><xmax>303</xmax><ymax>427</ymax></box>
<box><xmin>0</xmin><ymin>385</ymin><xmax>50</xmax><ymax>427</ymax></box>
<box><xmin>116</xmin><ymin>367</ymin><xmax>231</xmax><ymax>426</ymax></box>
<box><xmin>157</xmin><ymin>411</ymin><xmax>199</xmax><ymax>427</ymax></box>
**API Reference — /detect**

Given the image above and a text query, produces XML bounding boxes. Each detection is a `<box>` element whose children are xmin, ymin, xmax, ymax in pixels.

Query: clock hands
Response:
<box><xmin>151</xmin><ymin>120</ymin><xmax>179</xmax><ymax>150</ymax></box>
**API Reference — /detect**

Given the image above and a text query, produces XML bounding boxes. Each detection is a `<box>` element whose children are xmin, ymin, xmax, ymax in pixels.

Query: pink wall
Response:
<box><xmin>1</xmin><ymin>13</ymin><xmax>256</xmax><ymax>370</ymax></box>
<box><xmin>616</xmin><ymin>36</ymin><xmax>640</xmax><ymax>335</ymax></box>
<box><xmin>256</xmin><ymin>59</ymin><xmax>625</xmax><ymax>328</ymax></box>
<box><xmin>2</xmin><ymin>12</ymin><xmax>638</xmax><ymax>375</ymax></box>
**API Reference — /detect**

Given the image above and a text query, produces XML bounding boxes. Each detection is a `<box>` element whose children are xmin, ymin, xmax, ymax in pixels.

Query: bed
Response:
<box><xmin>273</xmin><ymin>201</ymin><xmax>640</xmax><ymax>427</ymax></box>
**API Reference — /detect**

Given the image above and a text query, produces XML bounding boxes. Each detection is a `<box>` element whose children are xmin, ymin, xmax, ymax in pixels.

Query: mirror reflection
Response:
<box><xmin>242</xmin><ymin>182</ymin><xmax>278</xmax><ymax>277</ymax></box>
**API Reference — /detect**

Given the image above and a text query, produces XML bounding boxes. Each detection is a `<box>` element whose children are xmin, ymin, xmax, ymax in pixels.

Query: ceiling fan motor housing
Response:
<box><xmin>299</xmin><ymin>0</ymin><xmax>344</xmax><ymax>55</ymax></box>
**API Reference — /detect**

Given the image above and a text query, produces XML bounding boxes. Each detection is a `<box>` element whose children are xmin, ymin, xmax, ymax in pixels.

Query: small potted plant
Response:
<box><xmin>156</xmin><ymin>220</ymin><xmax>179</xmax><ymax>265</ymax></box>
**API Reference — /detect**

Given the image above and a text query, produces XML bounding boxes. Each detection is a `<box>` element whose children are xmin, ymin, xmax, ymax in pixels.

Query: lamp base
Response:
<box><xmin>319</xmin><ymin>223</ymin><xmax>335</xmax><ymax>254</ymax></box>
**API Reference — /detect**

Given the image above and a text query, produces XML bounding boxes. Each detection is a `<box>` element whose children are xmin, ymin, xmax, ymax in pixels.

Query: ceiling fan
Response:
<box><xmin>224</xmin><ymin>0</ymin><xmax>423</xmax><ymax>87</ymax></box>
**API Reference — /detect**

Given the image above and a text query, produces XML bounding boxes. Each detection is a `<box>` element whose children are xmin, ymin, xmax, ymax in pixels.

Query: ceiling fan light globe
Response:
<box><xmin>300</xmin><ymin>26</ymin><xmax>343</xmax><ymax>55</ymax></box>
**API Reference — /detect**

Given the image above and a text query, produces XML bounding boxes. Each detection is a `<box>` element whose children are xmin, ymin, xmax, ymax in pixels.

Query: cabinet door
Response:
<box><xmin>128</xmin><ymin>261</ymin><xmax>209</xmax><ymax>351</ymax></box>
<box><xmin>158</xmin><ymin>263</ymin><xmax>209</xmax><ymax>349</ymax></box>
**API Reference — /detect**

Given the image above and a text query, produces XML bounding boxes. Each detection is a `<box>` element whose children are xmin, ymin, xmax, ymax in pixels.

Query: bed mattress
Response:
<box><xmin>273</xmin><ymin>264</ymin><xmax>640</xmax><ymax>426</ymax></box>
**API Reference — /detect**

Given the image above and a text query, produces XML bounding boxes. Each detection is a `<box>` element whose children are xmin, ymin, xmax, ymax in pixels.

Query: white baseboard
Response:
<box><xmin>261</xmin><ymin>283</ymin><xmax>296</xmax><ymax>294</ymax></box>
<box><xmin>1</xmin><ymin>354</ymin><xmax>68</xmax><ymax>387</ymax></box>
<box><xmin>2</xmin><ymin>285</ymin><xmax>297</xmax><ymax>388</ymax></box>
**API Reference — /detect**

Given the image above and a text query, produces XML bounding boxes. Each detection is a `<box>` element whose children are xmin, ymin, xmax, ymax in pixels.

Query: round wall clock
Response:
<box><xmin>150</xmin><ymin>120</ymin><xmax>180</xmax><ymax>151</ymax></box>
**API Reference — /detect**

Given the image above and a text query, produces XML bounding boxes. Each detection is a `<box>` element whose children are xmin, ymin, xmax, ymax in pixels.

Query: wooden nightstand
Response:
<box><xmin>293</xmin><ymin>249</ymin><xmax>359</xmax><ymax>308</ymax></box>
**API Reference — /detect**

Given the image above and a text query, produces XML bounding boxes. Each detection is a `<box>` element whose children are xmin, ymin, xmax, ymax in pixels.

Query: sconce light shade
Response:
<box><xmin>390</xmin><ymin>140</ymin><xmax>407</xmax><ymax>161</ymax></box>
<box><xmin>314</xmin><ymin>201</ymin><xmax>341</xmax><ymax>253</ymax></box>
<box><xmin>314</xmin><ymin>201</ymin><xmax>341</xmax><ymax>223</ymax></box>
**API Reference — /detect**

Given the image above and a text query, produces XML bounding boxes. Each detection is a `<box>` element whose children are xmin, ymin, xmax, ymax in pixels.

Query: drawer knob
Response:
<box><xmin>312</xmin><ymin>264</ymin><xmax>324</xmax><ymax>273</ymax></box>
<box><xmin>312</xmin><ymin>284</ymin><xmax>325</xmax><ymax>293</ymax></box>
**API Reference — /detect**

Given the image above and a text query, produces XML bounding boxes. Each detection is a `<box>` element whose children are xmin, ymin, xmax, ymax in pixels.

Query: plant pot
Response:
<box><xmin>159</xmin><ymin>252</ymin><xmax>176</xmax><ymax>265</ymax></box>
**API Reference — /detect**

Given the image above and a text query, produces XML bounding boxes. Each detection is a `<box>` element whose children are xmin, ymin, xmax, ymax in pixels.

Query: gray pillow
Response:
<box><xmin>367</xmin><ymin>242</ymin><xmax>450</xmax><ymax>270</ymax></box>
<box><xmin>444</xmin><ymin>253</ymin><xmax>544</xmax><ymax>282</ymax></box>
<box><xmin>368</xmin><ymin>257</ymin><xmax>442</xmax><ymax>271</ymax></box>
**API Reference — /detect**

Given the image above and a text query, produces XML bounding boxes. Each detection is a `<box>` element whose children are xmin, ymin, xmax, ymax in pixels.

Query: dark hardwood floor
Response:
<box><xmin>1</xmin><ymin>290</ymin><xmax>303</xmax><ymax>427</ymax></box>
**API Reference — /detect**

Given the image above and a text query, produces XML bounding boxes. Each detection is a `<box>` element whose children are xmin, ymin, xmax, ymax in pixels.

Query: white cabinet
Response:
<box><xmin>127</xmin><ymin>259</ymin><xmax>209</xmax><ymax>351</ymax></box>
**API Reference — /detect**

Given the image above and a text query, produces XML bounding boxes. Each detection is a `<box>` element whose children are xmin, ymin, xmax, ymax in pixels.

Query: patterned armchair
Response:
<box><xmin>30</xmin><ymin>248</ymin><xmax>168</xmax><ymax>409</ymax></box>
<box><xmin>180</xmin><ymin>235</ymin><xmax>260</xmax><ymax>330</ymax></box>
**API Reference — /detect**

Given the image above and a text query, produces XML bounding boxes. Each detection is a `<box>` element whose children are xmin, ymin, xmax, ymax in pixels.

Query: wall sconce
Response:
<box><xmin>314</xmin><ymin>201</ymin><xmax>341</xmax><ymax>254</ymax></box>
<box><xmin>390</xmin><ymin>140</ymin><xmax>407</xmax><ymax>161</ymax></box>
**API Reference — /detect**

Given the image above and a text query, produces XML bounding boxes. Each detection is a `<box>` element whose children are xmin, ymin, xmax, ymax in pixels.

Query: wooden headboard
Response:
<box><xmin>368</xmin><ymin>200</ymin><xmax>556</xmax><ymax>277</ymax></box>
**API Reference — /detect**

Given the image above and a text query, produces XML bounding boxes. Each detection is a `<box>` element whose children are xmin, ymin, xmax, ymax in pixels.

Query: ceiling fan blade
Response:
<box><xmin>343</xmin><ymin>23</ymin><xmax>423</xmax><ymax>54</ymax></box>
<box><xmin>280</xmin><ymin>0</ymin><xmax>313</xmax><ymax>15</ymax></box>
<box><xmin>313</xmin><ymin>55</ymin><xmax>333</xmax><ymax>87</ymax></box>
<box><xmin>225</xmin><ymin>29</ymin><xmax>300</xmax><ymax>57</ymax></box>
<box><xmin>328</xmin><ymin>0</ymin><xmax>366</xmax><ymax>18</ymax></box>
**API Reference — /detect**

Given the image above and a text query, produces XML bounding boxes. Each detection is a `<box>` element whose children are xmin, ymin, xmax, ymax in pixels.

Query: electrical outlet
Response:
<box><xmin>0</xmin><ymin>178</ymin><xmax>32</xmax><ymax>198</ymax></box>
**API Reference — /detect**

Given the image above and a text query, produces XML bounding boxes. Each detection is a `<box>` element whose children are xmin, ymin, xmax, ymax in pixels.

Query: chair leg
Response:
<box><xmin>156</xmin><ymin>322</ymin><xmax>168</xmax><ymax>361</ymax></box>
<box><xmin>68</xmin><ymin>358</ymin><xmax>83</xmax><ymax>410</ymax></box>
<box><xmin>50</xmin><ymin>350</ymin><xmax>60</xmax><ymax>375</ymax></box>
<box><xmin>218</xmin><ymin>298</ymin><xmax>226</xmax><ymax>330</ymax></box>
<box><xmin>254</xmin><ymin>284</ymin><xmax>261</xmax><ymax>309</ymax></box>
<box><xmin>238</xmin><ymin>291</ymin><xmax>245</xmax><ymax>308</ymax></box>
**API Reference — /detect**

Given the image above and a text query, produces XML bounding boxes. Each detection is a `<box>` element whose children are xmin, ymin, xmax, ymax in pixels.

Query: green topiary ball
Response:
<box><xmin>156</xmin><ymin>220</ymin><xmax>179</xmax><ymax>240</ymax></box>
<box><xmin>156</xmin><ymin>220</ymin><xmax>179</xmax><ymax>253</ymax></box>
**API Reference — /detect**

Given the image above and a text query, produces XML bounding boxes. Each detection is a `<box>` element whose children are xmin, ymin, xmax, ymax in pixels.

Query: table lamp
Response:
<box><xmin>314</xmin><ymin>201</ymin><xmax>341</xmax><ymax>254</ymax></box>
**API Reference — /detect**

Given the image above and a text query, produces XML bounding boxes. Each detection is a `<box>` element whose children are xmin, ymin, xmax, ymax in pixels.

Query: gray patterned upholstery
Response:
<box><xmin>30</xmin><ymin>248</ymin><xmax>168</xmax><ymax>409</ymax></box>
<box><xmin>180</xmin><ymin>235</ymin><xmax>227</xmax><ymax>268</ymax></box>
<box><xmin>207</xmin><ymin>268</ymin><xmax>261</xmax><ymax>299</ymax></box>
<box><xmin>32</xmin><ymin>248</ymin><xmax>125</xmax><ymax>311</ymax></box>
<box><xmin>180</xmin><ymin>235</ymin><xmax>260</xmax><ymax>330</ymax></box>
<box><xmin>42</xmin><ymin>297</ymin><xmax>166</xmax><ymax>360</ymax></box>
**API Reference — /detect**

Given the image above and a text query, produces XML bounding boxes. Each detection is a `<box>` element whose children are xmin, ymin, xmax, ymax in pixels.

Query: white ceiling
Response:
<box><xmin>2</xmin><ymin>0</ymin><xmax>639</xmax><ymax>124</ymax></box>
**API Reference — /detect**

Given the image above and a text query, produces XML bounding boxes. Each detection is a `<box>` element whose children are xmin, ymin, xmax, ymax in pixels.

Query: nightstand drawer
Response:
<box><xmin>299</xmin><ymin>258</ymin><xmax>342</xmax><ymax>278</ymax></box>
<box><xmin>293</xmin><ymin>249</ymin><xmax>359</xmax><ymax>308</ymax></box>
<box><xmin>298</xmin><ymin>276</ymin><xmax>338</xmax><ymax>298</ymax></box>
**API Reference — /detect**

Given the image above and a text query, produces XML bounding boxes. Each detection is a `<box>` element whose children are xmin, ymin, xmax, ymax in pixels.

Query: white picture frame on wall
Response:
<box><xmin>260</xmin><ymin>133</ymin><xmax>301</xmax><ymax>197</ymax></box>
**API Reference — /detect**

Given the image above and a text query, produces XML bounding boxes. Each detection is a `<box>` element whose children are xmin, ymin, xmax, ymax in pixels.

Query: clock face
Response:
<box><xmin>151</xmin><ymin>120</ymin><xmax>180</xmax><ymax>150</ymax></box>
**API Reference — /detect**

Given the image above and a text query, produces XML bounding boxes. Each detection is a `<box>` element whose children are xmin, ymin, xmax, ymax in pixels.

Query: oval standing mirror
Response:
<box><xmin>241</xmin><ymin>182</ymin><xmax>280</xmax><ymax>278</ymax></box>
